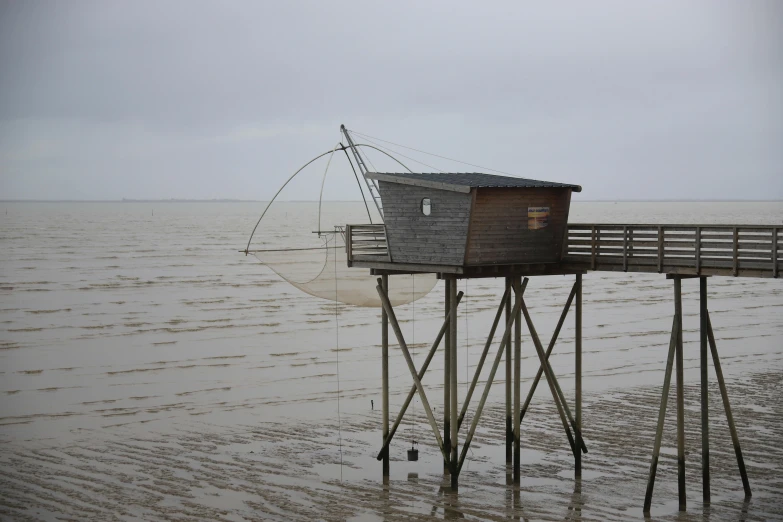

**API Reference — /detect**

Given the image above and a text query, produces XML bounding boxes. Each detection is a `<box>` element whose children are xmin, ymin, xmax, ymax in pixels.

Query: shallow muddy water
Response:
<box><xmin>1</xmin><ymin>201</ymin><xmax>782</xmax><ymax>521</ymax></box>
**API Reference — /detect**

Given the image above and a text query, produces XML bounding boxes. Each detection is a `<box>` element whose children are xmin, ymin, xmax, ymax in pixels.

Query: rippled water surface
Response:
<box><xmin>1</xmin><ymin>201</ymin><xmax>782</xmax><ymax>521</ymax></box>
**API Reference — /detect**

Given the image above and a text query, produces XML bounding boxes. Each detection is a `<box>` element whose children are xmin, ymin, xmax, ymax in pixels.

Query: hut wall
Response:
<box><xmin>465</xmin><ymin>187</ymin><xmax>572</xmax><ymax>265</ymax></box>
<box><xmin>379</xmin><ymin>181</ymin><xmax>472</xmax><ymax>265</ymax></box>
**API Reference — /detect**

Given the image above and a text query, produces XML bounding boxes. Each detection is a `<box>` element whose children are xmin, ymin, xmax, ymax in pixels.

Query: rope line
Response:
<box><xmin>332</xmin><ymin>231</ymin><xmax>343</xmax><ymax>480</ymax></box>
<box><xmin>316</xmin><ymin>143</ymin><xmax>341</xmax><ymax>237</ymax></box>
<box><xmin>410</xmin><ymin>275</ymin><xmax>416</xmax><ymax>445</ymax></box>
<box><xmin>350</xmin><ymin>129</ymin><xmax>520</xmax><ymax>176</ymax></box>
<box><xmin>355</xmin><ymin>133</ymin><xmax>445</xmax><ymax>173</ymax></box>
<box><xmin>465</xmin><ymin>279</ymin><xmax>469</xmax><ymax>390</ymax></box>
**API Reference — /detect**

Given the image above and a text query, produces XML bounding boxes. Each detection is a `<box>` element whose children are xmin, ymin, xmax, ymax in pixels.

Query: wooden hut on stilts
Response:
<box><xmin>338</xmin><ymin>125</ymin><xmax>773</xmax><ymax>512</ymax></box>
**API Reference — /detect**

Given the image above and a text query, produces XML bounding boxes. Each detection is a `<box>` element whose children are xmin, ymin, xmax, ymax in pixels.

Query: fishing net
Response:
<box><xmin>246</xmin><ymin>149</ymin><xmax>437</xmax><ymax>307</ymax></box>
<box><xmin>252</xmin><ymin>232</ymin><xmax>436</xmax><ymax>307</ymax></box>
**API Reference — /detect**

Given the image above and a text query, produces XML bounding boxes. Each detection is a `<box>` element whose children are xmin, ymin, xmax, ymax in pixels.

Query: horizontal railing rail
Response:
<box><xmin>346</xmin><ymin>224</ymin><xmax>389</xmax><ymax>263</ymax></box>
<box><xmin>563</xmin><ymin>224</ymin><xmax>781</xmax><ymax>278</ymax></box>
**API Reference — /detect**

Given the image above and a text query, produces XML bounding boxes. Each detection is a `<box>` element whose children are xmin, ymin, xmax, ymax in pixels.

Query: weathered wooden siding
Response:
<box><xmin>379</xmin><ymin>181</ymin><xmax>472</xmax><ymax>265</ymax></box>
<box><xmin>465</xmin><ymin>188</ymin><xmax>572</xmax><ymax>265</ymax></box>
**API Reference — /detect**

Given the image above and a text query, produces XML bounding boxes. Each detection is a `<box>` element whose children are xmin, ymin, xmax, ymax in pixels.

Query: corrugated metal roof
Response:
<box><xmin>367</xmin><ymin>172</ymin><xmax>582</xmax><ymax>192</ymax></box>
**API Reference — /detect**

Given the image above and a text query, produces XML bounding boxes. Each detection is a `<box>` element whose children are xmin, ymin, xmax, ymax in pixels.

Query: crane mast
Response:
<box><xmin>341</xmin><ymin>124</ymin><xmax>384</xmax><ymax>219</ymax></box>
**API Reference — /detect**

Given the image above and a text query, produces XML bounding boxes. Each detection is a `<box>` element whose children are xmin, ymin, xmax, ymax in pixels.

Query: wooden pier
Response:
<box><xmin>347</xmin><ymin>223</ymin><xmax>782</xmax><ymax>278</ymax></box>
<box><xmin>344</xmin><ymin>219</ymin><xmax>778</xmax><ymax>512</ymax></box>
<box><xmin>335</xmin><ymin>126</ymin><xmax>777</xmax><ymax>515</ymax></box>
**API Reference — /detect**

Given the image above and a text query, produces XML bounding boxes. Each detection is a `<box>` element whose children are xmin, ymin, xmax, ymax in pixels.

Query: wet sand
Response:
<box><xmin>1</xmin><ymin>201</ymin><xmax>782</xmax><ymax>520</ymax></box>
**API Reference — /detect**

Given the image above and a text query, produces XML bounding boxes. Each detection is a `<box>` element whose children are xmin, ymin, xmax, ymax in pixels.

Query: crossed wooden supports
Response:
<box><xmin>643</xmin><ymin>276</ymin><xmax>751</xmax><ymax>513</ymax></box>
<box><xmin>375</xmin><ymin>274</ymin><xmax>586</xmax><ymax>489</ymax></box>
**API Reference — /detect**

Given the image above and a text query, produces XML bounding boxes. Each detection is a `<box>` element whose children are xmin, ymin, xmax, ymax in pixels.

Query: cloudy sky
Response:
<box><xmin>1</xmin><ymin>0</ymin><xmax>781</xmax><ymax>201</ymax></box>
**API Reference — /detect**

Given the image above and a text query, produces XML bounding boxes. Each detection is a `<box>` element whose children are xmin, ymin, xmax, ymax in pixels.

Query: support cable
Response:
<box><xmin>245</xmin><ymin>149</ymin><xmax>336</xmax><ymax>254</ymax></box>
<box><xmin>332</xmin><ymin>231</ymin><xmax>344</xmax><ymax>480</ymax></box>
<box><xmin>355</xmin><ymin>133</ymin><xmax>445</xmax><ymax>173</ymax></box>
<box><xmin>465</xmin><ymin>280</ymin><xmax>469</xmax><ymax>391</ymax></box>
<box><xmin>245</xmin><ymin>143</ymin><xmax>412</xmax><ymax>253</ymax></box>
<box><xmin>355</xmin><ymin>145</ymin><xmax>415</xmax><ymax>174</ymax></box>
<box><xmin>350</xmin><ymin>129</ymin><xmax>519</xmax><ymax>176</ymax></box>
<box><xmin>317</xmin><ymin>143</ymin><xmax>341</xmax><ymax>237</ymax></box>
<box><xmin>410</xmin><ymin>275</ymin><xmax>416</xmax><ymax>446</ymax></box>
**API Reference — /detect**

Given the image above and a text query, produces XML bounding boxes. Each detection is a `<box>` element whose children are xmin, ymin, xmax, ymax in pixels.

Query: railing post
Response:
<box><xmin>695</xmin><ymin>226</ymin><xmax>701</xmax><ymax>275</ymax></box>
<box><xmin>591</xmin><ymin>226</ymin><xmax>596</xmax><ymax>270</ymax></box>
<box><xmin>773</xmin><ymin>227</ymin><xmax>778</xmax><ymax>278</ymax></box>
<box><xmin>597</xmin><ymin>227</ymin><xmax>602</xmax><ymax>262</ymax></box>
<box><xmin>346</xmin><ymin>225</ymin><xmax>353</xmax><ymax>265</ymax></box>
<box><xmin>623</xmin><ymin>226</ymin><xmax>628</xmax><ymax>272</ymax></box>
<box><xmin>733</xmin><ymin>227</ymin><xmax>739</xmax><ymax>277</ymax></box>
<box><xmin>658</xmin><ymin>226</ymin><xmax>664</xmax><ymax>273</ymax></box>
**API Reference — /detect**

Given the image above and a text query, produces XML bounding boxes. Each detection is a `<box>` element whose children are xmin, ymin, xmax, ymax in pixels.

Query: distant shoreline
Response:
<box><xmin>1</xmin><ymin>199</ymin><xmax>781</xmax><ymax>204</ymax></box>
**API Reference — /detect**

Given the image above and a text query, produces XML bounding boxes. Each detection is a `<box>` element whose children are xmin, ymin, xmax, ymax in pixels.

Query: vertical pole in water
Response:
<box><xmin>513</xmin><ymin>276</ymin><xmax>522</xmax><ymax>483</ymax></box>
<box><xmin>575</xmin><ymin>273</ymin><xmax>583</xmax><ymax>478</ymax></box>
<box><xmin>444</xmin><ymin>279</ymin><xmax>451</xmax><ymax>474</ymax></box>
<box><xmin>450</xmin><ymin>278</ymin><xmax>459</xmax><ymax>489</ymax></box>
<box><xmin>674</xmin><ymin>276</ymin><xmax>686</xmax><ymax>512</ymax></box>
<box><xmin>700</xmin><ymin>276</ymin><xmax>710</xmax><ymax>504</ymax></box>
<box><xmin>382</xmin><ymin>274</ymin><xmax>390</xmax><ymax>478</ymax></box>
<box><xmin>505</xmin><ymin>277</ymin><xmax>513</xmax><ymax>465</ymax></box>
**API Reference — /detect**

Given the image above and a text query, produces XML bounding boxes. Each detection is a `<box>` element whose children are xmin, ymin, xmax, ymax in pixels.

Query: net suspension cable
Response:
<box><xmin>332</xmin><ymin>230</ymin><xmax>344</xmax><ymax>480</ymax></box>
<box><xmin>348</xmin><ymin>128</ymin><xmax>521</xmax><ymax>177</ymax></box>
<box><xmin>245</xmin><ymin>142</ymin><xmax>414</xmax><ymax>255</ymax></box>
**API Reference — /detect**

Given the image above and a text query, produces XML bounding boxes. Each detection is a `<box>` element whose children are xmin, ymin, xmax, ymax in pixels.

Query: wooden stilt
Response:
<box><xmin>377</xmin><ymin>291</ymin><xmax>463</xmax><ymax>460</ymax></box>
<box><xmin>458</xmin><ymin>286</ymin><xmax>513</xmax><ymax>428</ymax></box>
<box><xmin>505</xmin><ymin>277</ymin><xmax>513</xmax><ymax>465</ymax></box>
<box><xmin>575</xmin><ymin>273</ymin><xmax>583</xmax><ymax>477</ymax></box>
<box><xmin>643</xmin><ymin>314</ymin><xmax>679</xmax><ymax>513</ymax></box>
<box><xmin>520</xmin><ymin>299</ymin><xmax>578</xmax><ymax>456</ymax></box>
<box><xmin>444</xmin><ymin>280</ymin><xmax>451</xmax><ymax>474</ymax></box>
<box><xmin>381</xmin><ymin>274</ymin><xmax>390</xmax><ymax>477</ymax></box>
<box><xmin>376</xmin><ymin>280</ymin><xmax>450</xmax><ymax>464</ymax></box>
<box><xmin>706</xmin><ymin>312</ymin><xmax>752</xmax><ymax>498</ymax></box>
<box><xmin>674</xmin><ymin>277</ymin><xmax>686</xmax><ymax>512</ymax></box>
<box><xmin>457</xmin><ymin>283</ymin><xmax>525</xmax><ymax>473</ymax></box>
<box><xmin>449</xmin><ymin>278</ymin><xmax>459</xmax><ymax>489</ymax></box>
<box><xmin>700</xmin><ymin>277</ymin><xmax>710</xmax><ymax>504</ymax></box>
<box><xmin>513</xmin><ymin>276</ymin><xmax>522</xmax><ymax>483</ymax></box>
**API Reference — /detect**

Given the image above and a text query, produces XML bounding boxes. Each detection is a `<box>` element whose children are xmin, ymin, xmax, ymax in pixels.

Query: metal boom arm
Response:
<box><xmin>341</xmin><ymin>124</ymin><xmax>384</xmax><ymax>219</ymax></box>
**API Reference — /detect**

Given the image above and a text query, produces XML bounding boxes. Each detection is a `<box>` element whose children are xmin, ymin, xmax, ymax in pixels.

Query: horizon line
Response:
<box><xmin>1</xmin><ymin>198</ymin><xmax>782</xmax><ymax>203</ymax></box>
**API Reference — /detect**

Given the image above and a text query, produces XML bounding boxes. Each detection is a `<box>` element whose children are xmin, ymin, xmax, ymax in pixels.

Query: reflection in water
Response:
<box><xmin>565</xmin><ymin>478</ymin><xmax>582</xmax><ymax>521</ymax></box>
<box><xmin>739</xmin><ymin>497</ymin><xmax>751</xmax><ymax>522</ymax></box>
<box><xmin>442</xmin><ymin>488</ymin><xmax>465</xmax><ymax>520</ymax></box>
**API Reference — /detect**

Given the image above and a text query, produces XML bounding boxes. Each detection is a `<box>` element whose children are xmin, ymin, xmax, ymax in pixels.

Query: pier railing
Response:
<box><xmin>346</xmin><ymin>224</ymin><xmax>390</xmax><ymax>264</ymax></box>
<box><xmin>563</xmin><ymin>224</ymin><xmax>781</xmax><ymax>278</ymax></box>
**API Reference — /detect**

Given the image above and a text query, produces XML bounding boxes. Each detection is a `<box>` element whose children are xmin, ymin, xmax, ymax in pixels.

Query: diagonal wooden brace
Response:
<box><xmin>376</xmin><ymin>290</ymin><xmax>464</xmax><ymax>461</ymax></box>
<box><xmin>706</xmin><ymin>312</ymin><xmax>751</xmax><ymax>498</ymax></box>
<box><xmin>520</xmin><ymin>282</ymin><xmax>577</xmax><ymax>423</ymax></box>
<box><xmin>643</xmin><ymin>314</ymin><xmax>679</xmax><ymax>513</ymax></box>
<box><xmin>521</xmin><ymin>298</ymin><xmax>588</xmax><ymax>456</ymax></box>
<box><xmin>376</xmin><ymin>279</ymin><xmax>450</xmax><ymax>466</ymax></box>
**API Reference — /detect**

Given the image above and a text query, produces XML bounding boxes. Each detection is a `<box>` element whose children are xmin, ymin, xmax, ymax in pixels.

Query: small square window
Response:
<box><xmin>421</xmin><ymin>198</ymin><xmax>431</xmax><ymax>216</ymax></box>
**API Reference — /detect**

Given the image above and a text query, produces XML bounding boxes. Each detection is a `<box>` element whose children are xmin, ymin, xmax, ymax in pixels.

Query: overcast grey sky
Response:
<box><xmin>1</xmin><ymin>0</ymin><xmax>781</xmax><ymax>201</ymax></box>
